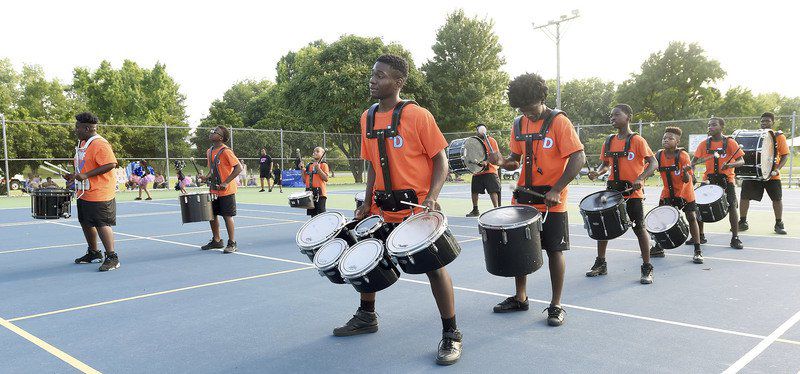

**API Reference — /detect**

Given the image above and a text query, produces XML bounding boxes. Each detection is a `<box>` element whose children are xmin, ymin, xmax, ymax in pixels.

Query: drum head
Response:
<box><xmin>478</xmin><ymin>205</ymin><xmax>541</xmax><ymax>230</ymax></box>
<box><xmin>313</xmin><ymin>239</ymin><xmax>348</xmax><ymax>270</ymax></box>
<box><xmin>296</xmin><ymin>211</ymin><xmax>347</xmax><ymax>250</ymax></box>
<box><xmin>354</xmin><ymin>215</ymin><xmax>383</xmax><ymax>237</ymax></box>
<box><xmin>354</xmin><ymin>191</ymin><xmax>366</xmax><ymax>203</ymax></box>
<box><xmin>386</xmin><ymin>211</ymin><xmax>447</xmax><ymax>256</ymax></box>
<box><xmin>695</xmin><ymin>184</ymin><xmax>724</xmax><ymax>204</ymax></box>
<box><xmin>761</xmin><ymin>131</ymin><xmax>776</xmax><ymax>177</ymax></box>
<box><xmin>579</xmin><ymin>190</ymin><xmax>623</xmax><ymax>212</ymax></box>
<box><xmin>289</xmin><ymin>191</ymin><xmax>313</xmax><ymax>199</ymax></box>
<box><xmin>463</xmin><ymin>137</ymin><xmax>488</xmax><ymax>173</ymax></box>
<box><xmin>645</xmin><ymin>206</ymin><xmax>680</xmax><ymax>233</ymax></box>
<box><xmin>339</xmin><ymin>239</ymin><xmax>383</xmax><ymax>277</ymax></box>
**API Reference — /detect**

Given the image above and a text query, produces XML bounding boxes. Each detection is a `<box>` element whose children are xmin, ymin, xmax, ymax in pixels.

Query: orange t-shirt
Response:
<box><xmin>772</xmin><ymin>132</ymin><xmax>790</xmax><ymax>180</ymax></box>
<box><xmin>509</xmin><ymin>114</ymin><xmax>584</xmax><ymax>213</ymax></box>
<box><xmin>475</xmin><ymin>136</ymin><xmax>500</xmax><ymax>175</ymax></box>
<box><xmin>207</xmin><ymin>145</ymin><xmax>240</xmax><ymax>196</ymax></box>
<box><xmin>694</xmin><ymin>137</ymin><xmax>744</xmax><ymax>183</ymax></box>
<box><xmin>656</xmin><ymin>149</ymin><xmax>695</xmax><ymax>203</ymax></box>
<box><xmin>304</xmin><ymin>162</ymin><xmax>330</xmax><ymax>197</ymax></box>
<box><xmin>599</xmin><ymin>134</ymin><xmax>654</xmax><ymax>199</ymax></box>
<box><xmin>76</xmin><ymin>137</ymin><xmax>118</xmax><ymax>202</ymax></box>
<box><xmin>360</xmin><ymin>104</ymin><xmax>448</xmax><ymax>223</ymax></box>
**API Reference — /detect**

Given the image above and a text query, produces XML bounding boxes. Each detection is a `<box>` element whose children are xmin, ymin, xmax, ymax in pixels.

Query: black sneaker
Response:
<box><xmin>259</xmin><ymin>189</ymin><xmax>265</xmax><ymax>192</ymax></box>
<box><xmin>333</xmin><ymin>309</ymin><xmax>379</xmax><ymax>336</ymax></box>
<box><xmin>544</xmin><ymin>306</ymin><xmax>566</xmax><ymax>326</ymax></box>
<box><xmin>201</xmin><ymin>238</ymin><xmax>225</xmax><ymax>250</ymax></box>
<box><xmin>134</xmin><ymin>197</ymin><xmax>142</xmax><ymax>200</ymax></box>
<box><xmin>223</xmin><ymin>240</ymin><xmax>238</xmax><ymax>254</ymax></box>
<box><xmin>640</xmin><ymin>263</ymin><xmax>653</xmax><ymax>284</ymax></box>
<box><xmin>465</xmin><ymin>209</ymin><xmax>480</xmax><ymax>218</ymax></box>
<box><xmin>693</xmin><ymin>251</ymin><xmax>704</xmax><ymax>264</ymax></box>
<box><xmin>585</xmin><ymin>257</ymin><xmax>607</xmax><ymax>277</ymax></box>
<box><xmin>145</xmin><ymin>197</ymin><xmax>152</xmax><ymax>200</ymax></box>
<box><xmin>75</xmin><ymin>248</ymin><xmax>103</xmax><ymax>264</ymax></box>
<box><xmin>650</xmin><ymin>245</ymin><xmax>665</xmax><ymax>258</ymax></box>
<box><xmin>686</xmin><ymin>235</ymin><xmax>707</xmax><ymax>245</ymax></box>
<box><xmin>99</xmin><ymin>252</ymin><xmax>120</xmax><ymax>272</ymax></box>
<box><xmin>775</xmin><ymin>222</ymin><xmax>787</xmax><ymax>235</ymax></box>
<box><xmin>738</xmin><ymin>220</ymin><xmax>749</xmax><ymax>231</ymax></box>
<box><xmin>436</xmin><ymin>329</ymin><xmax>462</xmax><ymax>366</ymax></box>
<box><xmin>493</xmin><ymin>296</ymin><xmax>529</xmax><ymax>313</ymax></box>
<box><xmin>731</xmin><ymin>237</ymin><xmax>744</xmax><ymax>249</ymax></box>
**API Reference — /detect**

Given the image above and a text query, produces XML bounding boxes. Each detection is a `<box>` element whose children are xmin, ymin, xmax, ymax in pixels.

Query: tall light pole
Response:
<box><xmin>532</xmin><ymin>9</ymin><xmax>580</xmax><ymax>110</ymax></box>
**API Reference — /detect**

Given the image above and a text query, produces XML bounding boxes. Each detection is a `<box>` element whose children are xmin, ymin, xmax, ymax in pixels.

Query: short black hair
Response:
<box><xmin>761</xmin><ymin>112</ymin><xmax>775</xmax><ymax>121</ymax></box>
<box><xmin>614</xmin><ymin>104</ymin><xmax>633</xmax><ymax>119</ymax></box>
<box><xmin>664</xmin><ymin>126</ymin><xmax>682</xmax><ymax>137</ymax></box>
<box><xmin>75</xmin><ymin>112</ymin><xmax>99</xmax><ymax>125</ymax></box>
<box><xmin>376</xmin><ymin>54</ymin><xmax>408</xmax><ymax>79</ymax></box>
<box><xmin>216</xmin><ymin>125</ymin><xmax>230</xmax><ymax>142</ymax></box>
<box><xmin>710</xmin><ymin>117</ymin><xmax>726</xmax><ymax>128</ymax></box>
<box><xmin>508</xmin><ymin>73</ymin><xmax>548</xmax><ymax>109</ymax></box>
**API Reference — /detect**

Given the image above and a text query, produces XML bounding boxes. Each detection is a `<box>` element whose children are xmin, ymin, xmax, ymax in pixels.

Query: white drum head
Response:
<box><xmin>760</xmin><ymin>131</ymin><xmax>776</xmax><ymax>177</ymax></box>
<box><xmin>354</xmin><ymin>191</ymin><xmax>366</xmax><ymax>203</ymax></box>
<box><xmin>478</xmin><ymin>205</ymin><xmax>541</xmax><ymax>230</ymax></box>
<box><xmin>289</xmin><ymin>191</ymin><xmax>313</xmax><ymax>199</ymax></box>
<box><xmin>313</xmin><ymin>239</ymin><xmax>348</xmax><ymax>271</ymax></box>
<box><xmin>386</xmin><ymin>211</ymin><xmax>447</xmax><ymax>256</ymax></box>
<box><xmin>645</xmin><ymin>206</ymin><xmax>680</xmax><ymax>233</ymax></box>
<box><xmin>695</xmin><ymin>184</ymin><xmax>724</xmax><ymax>204</ymax></box>
<box><xmin>296</xmin><ymin>211</ymin><xmax>346</xmax><ymax>250</ymax></box>
<box><xmin>339</xmin><ymin>239</ymin><xmax>383</xmax><ymax>277</ymax></box>
<box><xmin>354</xmin><ymin>215</ymin><xmax>383</xmax><ymax>237</ymax></box>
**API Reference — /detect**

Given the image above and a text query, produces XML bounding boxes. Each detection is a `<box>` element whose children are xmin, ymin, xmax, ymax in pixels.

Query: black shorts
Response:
<box><xmin>658</xmin><ymin>198</ymin><xmax>697</xmax><ymax>213</ymax></box>
<box><xmin>212</xmin><ymin>194</ymin><xmax>237</xmax><ymax>217</ymax></box>
<box><xmin>77</xmin><ymin>198</ymin><xmax>116</xmax><ymax>227</ymax></box>
<box><xmin>722</xmin><ymin>182</ymin><xmax>738</xmax><ymax>209</ymax></box>
<box><xmin>307</xmin><ymin>196</ymin><xmax>327</xmax><ymax>216</ymax></box>
<box><xmin>272</xmin><ymin>170</ymin><xmax>282</xmax><ymax>183</ymax></box>
<box><xmin>625</xmin><ymin>198</ymin><xmax>645</xmax><ymax>229</ymax></box>
<box><xmin>260</xmin><ymin>169</ymin><xmax>271</xmax><ymax>179</ymax></box>
<box><xmin>540</xmin><ymin>211</ymin><xmax>570</xmax><ymax>252</ymax></box>
<box><xmin>741</xmin><ymin>179</ymin><xmax>782</xmax><ymax>202</ymax></box>
<box><xmin>471</xmin><ymin>173</ymin><xmax>501</xmax><ymax>194</ymax></box>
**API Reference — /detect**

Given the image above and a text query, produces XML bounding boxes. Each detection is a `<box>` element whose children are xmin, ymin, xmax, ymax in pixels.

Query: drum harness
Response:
<box><xmin>511</xmin><ymin>109</ymin><xmax>563</xmax><ymax>216</ymax></box>
<box><xmin>365</xmin><ymin>100</ymin><xmax>419</xmax><ymax>213</ymax></box>
<box><xmin>305</xmin><ymin>160</ymin><xmax>327</xmax><ymax>202</ymax></box>
<box><xmin>656</xmin><ymin>148</ymin><xmax>688</xmax><ymax>208</ymax></box>
<box><xmin>705</xmin><ymin>136</ymin><xmax>735</xmax><ymax>187</ymax></box>
<box><xmin>73</xmin><ymin>134</ymin><xmax>104</xmax><ymax>199</ymax></box>
<box><xmin>603</xmin><ymin>133</ymin><xmax>639</xmax><ymax>196</ymax></box>
<box><xmin>206</xmin><ymin>146</ymin><xmax>228</xmax><ymax>191</ymax></box>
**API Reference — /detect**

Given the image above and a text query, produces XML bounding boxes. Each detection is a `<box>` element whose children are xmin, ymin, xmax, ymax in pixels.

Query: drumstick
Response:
<box><xmin>39</xmin><ymin>165</ymin><xmax>61</xmax><ymax>175</ymax></box>
<box><xmin>44</xmin><ymin>161</ymin><xmax>70</xmax><ymax>174</ymax></box>
<box><xmin>401</xmin><ymin>200</ymin><xmax>429</xmax><ymax>210</ymax></box>
<box><xmin>600</xmin><ymin>187</ymin><xmax>636</xmax><ymax>204</ymax></box>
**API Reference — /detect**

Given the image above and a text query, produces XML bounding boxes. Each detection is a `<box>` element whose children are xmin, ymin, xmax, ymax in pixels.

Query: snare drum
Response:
<box><xmin>289</xmin><ymin>191</ymin><xmax>315</xmax><ymax>209</ymax></box>
<box><xmin>733</xmin><ymin>129</ymin><xmax>776</xmax><ymax>180</ymax></box>
<box><xmin>695</xmin><ymin>184</ymin><xmax>729</xmax><ymax>222</ymax></box>
<box><xmin>179</xmin><ymin>192</ymin><xmax>214</xmax><ymax>223</ymax></box>
<box><xmin>30</xmin><ymin>189</ymin><xmax>72</xmax><ymax>219</ymax></box>
<box><xmin>354</xmin><ymin>191</ymin><xmax>366</xmax><ymax>210</ymax></box>
<box><xmin>386</xmin><ymin>211</ymin><xmax>461</xmax><ymax>274</ymax></box>
<box><xmin>313</xmin><ymin>239</ymin><xmax>349</xmax><ymax>284</ymax></box>
<box><xmin>339</xmin><ymin>239</ymin><xmax>400</xmax><ymax>293</ymax></box>
<box><xmin>478</xmin><ymin>206</ymin><xmax>543</xmax><ymax>277</ymax></box>
<box><xmin>296</xmin><ymin>211</ymin><xmax>358</xmax><ymax>260</ymax></box>
<box><xmin>353</xmin><ymin>215</ymin><xmax>394</xmax><ymax>242</ymax></box>
<box><xmin>447</xmin><ymin>136</ymin><xmax>488</xmax><ymax>175</ymax></box>
<box><xmin>579</xmin><ymin>190</ymin><xmax>630</xmax><ymax>240</ymax></box>
<box><xmin>645</xmin><ymin>206</ymin><xmax>689</xmax><ymax>249</ymax></box>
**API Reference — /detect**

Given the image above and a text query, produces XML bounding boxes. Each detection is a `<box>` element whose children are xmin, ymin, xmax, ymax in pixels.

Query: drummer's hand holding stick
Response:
<box><xmin>420</xmin><ymin>150</ymin><xmax>448</xmax><ymax>212</ymax></box>
<box><xmin>588</xmin><ymin>162</ymin><xmax>609</xmax><ymax>181</ymax></box>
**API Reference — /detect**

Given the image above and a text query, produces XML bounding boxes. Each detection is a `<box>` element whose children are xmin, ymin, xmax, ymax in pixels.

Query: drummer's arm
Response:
<box><xmin>553</xmin><ymin>151</ymin><xmax>586</xmax><ymax>192</ymax></box>
<box><xmin>424</xmin><ymin>150</ymin><xmax>448</xmax><ymax>206</ymax></box>
<box><xmin>222</xmin><ymin>164</ymin><xmax>243</xmax><ymax>184</ymax></box>
<box><xmin>493</xmin><ymin>152</ymin><xmax>520</xmax><ymax>171</ymax></box>
<box><xmin>589</xmin><ymin>161</ymin><xmax>610</xmax><ymax>181</ymax></box>
<box><xmin>638</xmin><ymin>155</ymin><xmax>658</xmax><ymax>182</ymax></box>
<box><xmin>723</xmin><ymin>156</ymin><xmax>745</xmax><ymax>170</ymax></box>
<box><xmin>77</xmin><ymin>162</ymin><xmax>117</xmax><ymax>180</ymax></box>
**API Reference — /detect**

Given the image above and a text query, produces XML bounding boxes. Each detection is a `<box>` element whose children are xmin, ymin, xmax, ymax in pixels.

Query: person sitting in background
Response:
<box><xmin>40</xmin><ymin>176</ymin><xmax>59</xmax><ymax>189</ymax></box>
<box><xmin>153</xmin><ymin>173</ymin><xmax>167</xmax><ymax>189</ymax></box>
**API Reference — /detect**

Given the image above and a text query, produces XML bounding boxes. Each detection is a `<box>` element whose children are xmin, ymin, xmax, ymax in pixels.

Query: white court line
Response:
<box><xmin>723</xmin><ymin>309</ymin><xmax>800</xmax><ymax>373</ymax></box>
<box><xmin>0</xmin><ymin>316</ymin><xmax>101</xmax><ymax>373</ymax></box>
<box><xmin>31</xmin><ymin>222</ymin><xmax>800</xmax><ymax>349</ymax></box>
<box><xmin>0</xmin><ymin>210</ymin><xmax>177</xmax><ymax>228</ymax></box>
<box><xmin>569</xmin><ymin>245</ymin><xmax>800</xmax><ymax>268</ymax></box>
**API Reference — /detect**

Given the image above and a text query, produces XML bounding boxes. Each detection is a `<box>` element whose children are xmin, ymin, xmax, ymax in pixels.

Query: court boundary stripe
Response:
<box><xmin>0</xmin><ymin>316</ymin><xmax>101</xmax><ymax>373</ymax></box>
<box><xmin>723</xmin><ymin>308</ymin><xmax>800</xmax><ymax>373</ymax></box>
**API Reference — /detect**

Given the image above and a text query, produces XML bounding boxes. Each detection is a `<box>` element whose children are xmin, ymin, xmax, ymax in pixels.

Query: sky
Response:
<box><xmin>3</xmin><ymin>0</ymin><xmax>798</xmax><ymax>125</ymax></box>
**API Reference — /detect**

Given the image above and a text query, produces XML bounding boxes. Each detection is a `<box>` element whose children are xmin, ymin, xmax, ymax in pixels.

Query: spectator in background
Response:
<box><xmin>133</xmin><ymin>160</ymin><xmax>155</xmax><ymax>200</ymax></box>
<box><xmin>40</xmin><ymin>176</ymin><xmax>59</xmax><ymax>189</ymax></box>
<box><xmin>153</xmin><ymin>172</ymin><xmax>167</xmax><ymax>189</ymax></box>
<box><xmin>272</xmin><ymin>161</ymin><xmax>283</xmax><ymax>193</ymax></box>
<box><xmin>259</xmin><ymin>148</ymin><xmax>273</xmax><ymax>192</ymax></box>
<box><xmin>294</xmin><ymin>148</ymin><xmax>303</xmax><ymax>170</ymax></box>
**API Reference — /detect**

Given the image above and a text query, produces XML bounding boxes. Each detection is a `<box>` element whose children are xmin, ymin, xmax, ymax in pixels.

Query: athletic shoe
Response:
<box><xmin>436</xmin><ymin>329</ymin><xmax>462</xmax><ymax>366</ymax></box>
<box><xmin>493</xmin><ymin>296</ymin><xmax>529</xmax><ymax>313</ymax></box>
<box><xmin>685</xmin><ymin>235</ymin><xmax>707</xmax><ymax>245</ymax></box>
<box><xmin>223</xmin><ymin>241</ymin><xmax>238</xmax><ymax>254</ymax></box>
<box><xmin>585</xmin><ymin>257</ymin><xmax>607</xmax><ymax>277</ymax></box>
<box><xmin>333</xmin><ymin>309</ymin><xmax>378</xmax><ymax>336</ymax></box>
<box><xmin>75</xmin><ymin>248</ymin><xmax>103</xmax><ymax>264</ymax></box>
<box><xmin>544</xmin><ymin>306</ymin><xmax>566</xmax><ymax>326</ymax></box>
<box><xmin>730</xmin><ymin>237</ymin><xmax>744</xmax><ymax>249</ymax></box>
<box><xmin>145</xmin><ymin>197</ymin><xmax>152</xmax><ymax>200</ymax></box>
<box><xmin>259</xmin><ymin>189</ymin><xmax>265</xmax><ymax>192</ymax></box>
<box><xmin>775</xmin><ymin>222</ymin><xmax>787</xmax><ymax>235</ymax></box>
<box><xmin>99</xmin><ymin>252</ymin><xmax>120</xmax><ymax>272</ymax></box>
<box><xmin>738</xmin><ymin>220</ymin><xmax>749</xmax><ymax>231</ymax></box>
<box><xmin>693</xmin><ymin>251</ymin><xmax>704</xmax><ymax>264</ymax></box>
<box><xmin>650</xmin><ymin>245</ymin><xmax>665</xmax><ymax>258</ymax></box>
<box><xmin>201</xmin><ymin>238</ymin><xmax>225</xmax><ymax>250</ymax></box>
<box><xmin>640</xmin><ymin>263</ymin><xmax>654</xmax><ymax>284</ymax></box>
<box><xmin>134</xmin><ymin>197</ymin><xmax>142</xmax><ymax>200</ymax></box>
<box><xmin>465</xmin><ymin>209</ymin><xmax>480</xmax><ymax>218</ymax></box>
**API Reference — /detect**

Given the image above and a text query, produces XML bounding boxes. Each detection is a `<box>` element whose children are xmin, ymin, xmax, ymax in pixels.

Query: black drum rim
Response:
<box><xmin>477</xmin><ymin>205</ymin><xmax>542</xmax><ymax>230</ymax></box>
<box><xmin>295</xmin><ymin>211</ymin><xmax>347</xmax><ymax>251</ymax></box>
<box><xmin>386</xmin><ymin>211</ymin><xmax>448</xmax><ymax>257</ymax></box>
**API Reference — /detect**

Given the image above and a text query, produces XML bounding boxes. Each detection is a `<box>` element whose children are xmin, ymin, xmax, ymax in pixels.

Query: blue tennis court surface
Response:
<box><xmin>2</xmin><ymin>185</ymin><xmax>800</xmax><ymax>373</ymax></box>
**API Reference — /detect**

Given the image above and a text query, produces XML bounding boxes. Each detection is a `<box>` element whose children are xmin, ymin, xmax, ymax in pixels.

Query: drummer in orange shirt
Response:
<box><xmin>199</xmin><ymin>125</ymin><xmax>243</xmax><ymax>254</ymax></box>
<box><xmin>465</xmin><ymin>124</ymin><xmax>501</xmax><ymax>217</ymax></box>
<box><xmin>649</xmin><ymin>127</ymin><xmax>704</xmax><ymax>264</ymax></box>
<box><xmin>303</xmin><ymin>146</ymin><xmax>329</xmax><ymax>217</ymax></box>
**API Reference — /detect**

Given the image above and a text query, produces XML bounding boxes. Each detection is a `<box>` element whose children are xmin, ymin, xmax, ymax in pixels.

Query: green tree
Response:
<box><xmin>422</xmin><ymin>10</ymin><xmax>512</xmax><ymax>132</ymax></box>
<box><xmin>714</xmin><ymin>86</ymin><xmax>758</xmax><ymax>117</ymax></box>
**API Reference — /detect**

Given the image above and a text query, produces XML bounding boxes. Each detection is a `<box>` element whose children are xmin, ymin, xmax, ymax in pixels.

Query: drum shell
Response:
<box><xmin>696</xmin><ymin>188</ymin><xmax>729</xmax><ymax>223</ymax></box>
<box><xmin>180</xmin><ymin>193</ymin><xmax>214</xmax><ymax>223</ymax></box>
<box><xmin>646</xmin><ymin>212</ymin><xmax>689</xmax><ymax>249</ymax></box>
<box><xmin>343</xmin><ymin>252</ymin><xmax>400</xmax><ymax>293</ymax></box>
<box><xmin>314</xmin><ymin>244</ymin><xmax>348</xmax><ymax>285</ymax></box>
<box><xmin>354</xmin><ymin>218</ymin><xmax>394</xmax><ymax>242</ymax></box>
<box><xmin>479</xmin><ymin>221</ymin><xmax>543</xmax><ymax>277</ymax></box>
<box><xmin>31</xmin><ymin>189</ymin><xmax>72</xmax><ymax>219</ymax></box>
<box><xmin>580</xmin><ymin>201</ymin><xmax>630</xmax><ymax>240</ymax></box>
<box><xmin>390</xmin><ymin>229</ymin><xmax>461</xmax><ymax>274</ymax></box>
<box><xmin>289</xmin><ymin>194</ymin><xmax>315</xmax><ymax>209</ymax></box>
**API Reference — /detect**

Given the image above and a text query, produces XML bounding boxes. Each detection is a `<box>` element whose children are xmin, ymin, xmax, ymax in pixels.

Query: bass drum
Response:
<box><xmin>695</xmin><ymin>184</ymin><xmax>729</xmax><ymax>223</ymax></box>
<box><xmin>733</xmin><ymin>129</ymin><xmax>775</xmax><ymax>180</ymax></box>
<box><xmin>645</xmin><ymin>205</ymin><xmax>689</xmax><ymax>249</ymax></box>
<box><xmin>579</xmin><ymin>190</ymin><xmax>630</xmax><ymax>240</ymax></box>
<box><xmin>478</xmin><ymin>205</ymin><xmax>543</xmax><ymax>277</ymax></box>
<box><xmin>447</xmin><ymin>136</ymin><xmax>488</xmax><ymax>175</ymax></box>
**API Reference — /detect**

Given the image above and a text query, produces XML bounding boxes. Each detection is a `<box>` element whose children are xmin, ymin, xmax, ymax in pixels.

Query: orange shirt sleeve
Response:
<box><xmin>94</xmin><ymin>141</ymin><xmax>117</xmax><ymax>168</ymax></box>
<box><xmin>598</xmin><ymin>140</ymin><xmax>607</xmax><ymax>163</ymax></box>
<box><xmin>778</xmin><ymin>134</ymin><xmax>790</xmax><ymax>156</ymax></box>
<box><xmin>637</xmin><ymin>136</ymin><xmax>655</xmax><ymax>159</ymax></box>
<box><xmin>553</xmin><ymin>117</ymin><xmax>584</xmax><ymax>158</ymax></box>
<box><xmin>489</xmin><ymin>137</ymin><xmax>499</xmax><ymax>154</ymax></box>
<box><xmin>321</xmin><ymin>162</ymin><xmax>330</xmax><ymax>176</ymax></box>
<box><xmin>694</xmin><ymin>141</ymin><xmax>706</xmax><ymax>158</ymax></box>
<box><xmin>509</xmin><ymin>127</ymin><xmax>522</xmax><ymax>156</ymax></box>
<box><xmin>730</xmin><ymin>138</ymin><xmax>745</xmax><ymax>159</ymax></box>
<box><xmin>415</xmin><ymin>109</ymin><xmax>447</xmax><ymax>159</ymax></box>
<box><xmin>680</xmin><ymin>151</ymin><xmax>692</xmax><ymax>176</ymax></box>
<box><xmin>222</xmin><ymin>148</ymin><xmax>240</xmax><ymax>170</ymax></box>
